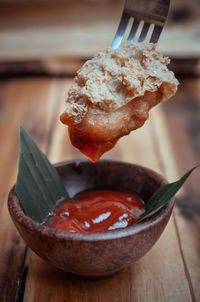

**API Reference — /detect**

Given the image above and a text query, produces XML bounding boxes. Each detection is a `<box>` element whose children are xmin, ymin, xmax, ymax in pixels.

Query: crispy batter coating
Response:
<box><xmin>61</xmin><ymin>43</ymin><xmax>178</xmax><ymax>161</ymax></box>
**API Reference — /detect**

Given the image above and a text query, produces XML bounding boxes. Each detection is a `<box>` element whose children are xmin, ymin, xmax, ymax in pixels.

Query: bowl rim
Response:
<box><xmin>8</xmin><ymin>159</ymin><xmax>175</xmax><ymax>242</ymax></box>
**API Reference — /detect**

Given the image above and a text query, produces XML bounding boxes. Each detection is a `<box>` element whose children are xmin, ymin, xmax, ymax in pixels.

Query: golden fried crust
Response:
<box><xmin>60</xmin><ymin>43</ymin><xmax>178</xmax><ymax>161</ymax></box>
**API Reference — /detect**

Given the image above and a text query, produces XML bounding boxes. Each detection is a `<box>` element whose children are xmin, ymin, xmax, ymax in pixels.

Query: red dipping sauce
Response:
<box><xmin>45</xmin><ymin>190</ymin><xmax>145</xmax><ymax>233</ymax></box>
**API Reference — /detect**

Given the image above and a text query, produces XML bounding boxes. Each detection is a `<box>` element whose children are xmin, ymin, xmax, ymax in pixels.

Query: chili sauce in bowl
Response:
<box><xmin>45</xmin><ymin>189</ymin><xmax>145</xmax><ymax>233</ymax></box>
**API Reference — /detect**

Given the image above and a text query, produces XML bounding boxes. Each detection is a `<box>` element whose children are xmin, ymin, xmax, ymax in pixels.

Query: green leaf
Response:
<box><xmin>15</xmin><ymin>126</ymin><xmax>68</xmax><ymax>224</ymax></box>
<box><xmin>137</xmin><ymin>166</ymin><xmax>199</xmax><ymax>223</ymax></box>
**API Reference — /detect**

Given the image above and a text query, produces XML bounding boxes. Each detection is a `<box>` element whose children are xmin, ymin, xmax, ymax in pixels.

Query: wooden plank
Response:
<box><xmin>0</xmin><ymin>0</ymin><xmax>200</xmax><ymax>63</ymax></box>
<box><xmin>24</xmin><ymin>253</ymin><xmax>132</xmax><ymax>302</ymax></box>
<box><xmin>0</xmin><ymin>78</ymin><xmax>59</xmax><ymax>301</ymax></box>
<box><xmin>23</xmin><ymin>79</ymin><xmax>193</xmax><ymax>301</ymax></box>
<box><xmin>155</xmin><ymin>78</ymin><xmax>200</xmax><ymax>302</ymax></box>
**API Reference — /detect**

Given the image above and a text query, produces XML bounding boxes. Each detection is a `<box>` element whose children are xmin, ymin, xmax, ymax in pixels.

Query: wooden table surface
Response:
<box><xmin>0</xmin><ymin>76</ymin><xmax>200</xmax><ymax>302</ymax></box>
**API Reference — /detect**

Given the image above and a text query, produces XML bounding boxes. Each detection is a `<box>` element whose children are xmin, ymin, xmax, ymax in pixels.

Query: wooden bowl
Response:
<box><xmin>8</xmin><ymin>160</ymin><xmax>174</xmax><ymax>277</ymax></box>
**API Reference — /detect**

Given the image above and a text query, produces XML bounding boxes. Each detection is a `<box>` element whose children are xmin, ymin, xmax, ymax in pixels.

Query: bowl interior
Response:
<box><xmin>56</xmin><ymin>160</ymin><xmax>165</xmax><ymax>204</ymax></box>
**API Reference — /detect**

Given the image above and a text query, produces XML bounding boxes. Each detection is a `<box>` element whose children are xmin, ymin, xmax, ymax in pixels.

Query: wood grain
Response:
<box><xmin>160</xmin><ymin>78</ymin><xmax>200</xmax><ymax>302</ymax></box>
<box><xmin>0</xmin><ymin>78</ymin><xmax>59</xmax><ymax>301</ymax></box>
<box><xmin>0</xmin><ymin>0</ymin><xmax>199</xmax><ymax>64</ymax></box>
<box><xmin>23</xmin><ymin>79</ymin><xmax>196</xmax><ymax>302</ymax></box>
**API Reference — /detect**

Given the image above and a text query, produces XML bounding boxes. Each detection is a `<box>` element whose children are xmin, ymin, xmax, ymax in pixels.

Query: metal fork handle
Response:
<box><xmin>125</xmin><ymin>0</ymin><xmax>170</xmax><ymax>25</ymax></box>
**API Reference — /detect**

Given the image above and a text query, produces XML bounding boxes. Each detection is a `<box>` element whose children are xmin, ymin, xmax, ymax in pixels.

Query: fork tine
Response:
<box><xmin>127</xmin><ymin>18</ymin><xmax>140</xmax><ymax>43</ymax></box>
<box><xmin>150</xmin><ymin>25</ymin><xmax>163</xmax><ymax>43</ymax></box>
<box><xmin>111</xmin><ymin>12</ymin><xmax>130</xmax><ymax>49</ymax></box>
<box><xmin>138</xmin><ymin>22</ymin><xmax>150</xmax><ymax>42</ymax></box>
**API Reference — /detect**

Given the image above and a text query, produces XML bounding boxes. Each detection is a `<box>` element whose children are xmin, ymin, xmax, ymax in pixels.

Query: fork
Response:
<box><xmin>112</xmin><ymin>0</ymin><xmax>170</xmax><ymax>49</ymax></box>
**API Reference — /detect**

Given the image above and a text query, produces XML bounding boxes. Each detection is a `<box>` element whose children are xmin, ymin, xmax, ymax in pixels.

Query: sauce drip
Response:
<box><xmin>60</xmin><ymin>113</ymin><xmax>118</xmax><ymax>162</ymax></box>
<box><xmin>69</xmin><ymin>130</ymin><xmax>118</xmax><ymax>162</ymax></box>
<box><xmin>45</xmin><ymin>190</ymin><xmax>145</xmax><ymax>233</ymax></box>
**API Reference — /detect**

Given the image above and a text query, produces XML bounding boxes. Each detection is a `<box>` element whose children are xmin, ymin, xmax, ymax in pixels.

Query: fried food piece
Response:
<box><xmin>60</xmin><ymin>43</ymin><xmax>178</xmax><ymax>161</ymax></box>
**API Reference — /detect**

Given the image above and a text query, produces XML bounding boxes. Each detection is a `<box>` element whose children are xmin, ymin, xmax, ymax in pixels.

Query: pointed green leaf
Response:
<box><xmin>137</xmin><ymin>166</ymin><xmax>199</xmax><ymax>223</ymax></box>
<box><xmin>15</xmin><ymin>126</ymin><xmax>68</xmax><ymax>224</ymax></box>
